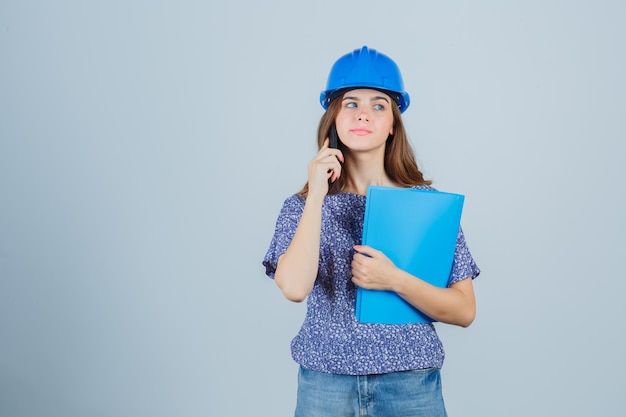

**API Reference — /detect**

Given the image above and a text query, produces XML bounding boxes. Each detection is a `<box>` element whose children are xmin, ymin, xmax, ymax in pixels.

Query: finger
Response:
<box><xmin>335</xmin><ymin>149</ymin><xmax>345</xmax><ymax>164</ymax></box>
<box><xmin>311</xmin><ymin>156</ymin><xmax>340</xmax><ymax>176</ymax></box>
<box><xmin>353</xmin><ymin>245</ymin><xmax>380</xmax><ymax>258</ymax></box>
<box><xmin>313</xmin><ymin>148</ymin><xmax>338</xmax><ymax>163</ymax></box>
<box><xmin>325</xmin><ymin>146</ymin><xmax>345</xmax><ymax>164</ymax></box>
<box><xmin>318</xmin><ymin>158</ymin><xmax>341</xmax><ymax>173</ymax></box>
<box><xmin>351</xmin><ymin>258</ymin><xmax>364</xmax><ymax>273</ymax></box>
<box><xmin>317</xmin><ymin>156</ymin><xmax>341</xmax><ymax>176</ymax></box>
<box><xmin>329</xmin><ymin>161</ymin><xmax>342</xmax><ymax>182</ymax></box>
<box><xmin>351</xmin><ymin>276</ymin><xmax>360</xmax><ymax>287</ymax></box>
<box><xmin>332</xmin><ymin>158</ymin><xmax>342</xmax><ymax>180</ymax></box>
<box><xmin>322</xmin><ymin>148</ymin><xmax>344</xmax><ymax>161</ymax></box>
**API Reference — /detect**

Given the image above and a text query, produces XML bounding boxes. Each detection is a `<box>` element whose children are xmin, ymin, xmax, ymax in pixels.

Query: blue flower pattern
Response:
<box><xmin>263</xmin><ymin>186</ymin><xmax>480</xmax><ymax>375</ymax></box>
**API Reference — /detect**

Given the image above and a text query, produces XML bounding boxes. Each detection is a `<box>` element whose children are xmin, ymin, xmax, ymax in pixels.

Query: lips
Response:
<box><xmin>350</xmin><ymin>128</ymin><xmax>372</xmax><ymax>136</ymax></box>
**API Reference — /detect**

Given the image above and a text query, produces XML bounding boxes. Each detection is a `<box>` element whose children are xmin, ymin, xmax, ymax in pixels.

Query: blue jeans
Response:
<box><xmin>295</xmin><ymin>366</ymin><xmax>447</xmax><ymax>417</ymax></box>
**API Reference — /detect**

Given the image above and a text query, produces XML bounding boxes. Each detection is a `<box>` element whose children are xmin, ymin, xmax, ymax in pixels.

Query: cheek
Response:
<box><xmin>383</xmin><ymin>116</ymin><xmax>395</xmax><ymax>134</ymax></box>
<box><xmin>334</xmin><ymin>114</ymin><xmax>351</xmax><ymax>133</ymax></box>
<box><xmin>335</xmin><ymin>110</ymin><xmax>350</xmax><ymax>123</ymax></box>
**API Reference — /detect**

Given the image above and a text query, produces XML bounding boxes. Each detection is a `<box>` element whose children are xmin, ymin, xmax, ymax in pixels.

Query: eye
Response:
<box><xmin>345</xmin><ymin>102</ymin><xmax>357</xmax><ymax>108</ymax></box>
<box><xmin>373</xmin><ymin>103</ymin><xmax>385</xmax><ymax>110</ymax></box>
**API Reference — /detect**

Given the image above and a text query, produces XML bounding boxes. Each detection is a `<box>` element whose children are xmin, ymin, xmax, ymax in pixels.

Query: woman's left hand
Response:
<box><xmin>352</xmin><ymin>245</ymin><xmax>476</xmax><ymax>327</ymax></box>
<box><xmin>351</xmin><ymin>245</ymin><xmax>399</xmax><ymax>291</ymax></box>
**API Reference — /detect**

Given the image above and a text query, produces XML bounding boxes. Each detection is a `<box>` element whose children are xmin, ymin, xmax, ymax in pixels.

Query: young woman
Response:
<box><xmin>263</xmin><ymin>46</ymin><xmax>480</xmax><ymax>417</ymax></box>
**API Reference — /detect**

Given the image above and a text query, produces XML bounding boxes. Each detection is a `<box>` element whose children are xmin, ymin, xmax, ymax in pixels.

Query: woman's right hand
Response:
<box><xmin>275</xmin><ymin>138</ymin><xmax>344</xmax><ymax>302</ymax></box>
<box><xmin>307</xmin><ymin>138</ymin><xmax>344</xmax><ymax>197</ymax></box>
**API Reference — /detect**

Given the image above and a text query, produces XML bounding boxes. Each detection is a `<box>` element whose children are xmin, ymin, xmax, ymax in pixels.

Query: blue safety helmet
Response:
<box><xmin>320</xmin><ymin>46</ymin><xmax>411</xmax><ymax>113</ymax></box>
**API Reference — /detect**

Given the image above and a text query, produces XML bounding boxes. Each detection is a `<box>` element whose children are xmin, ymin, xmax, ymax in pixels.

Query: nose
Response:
<box><xmin>357</xmin><ymin>109</ymin><xmax>370</xmax><ymax>122</ymax></box>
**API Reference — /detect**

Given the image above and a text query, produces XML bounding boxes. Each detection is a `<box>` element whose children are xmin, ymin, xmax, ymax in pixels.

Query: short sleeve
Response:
<box><xmin>447</xmin><ymin>226</ymin><xmax>481</xmax><ymax>286</ymax></box>
<box><xmin>262</xmin><ymin>194</ymin><xmax>305</xmax><ymax>279</ymax></box>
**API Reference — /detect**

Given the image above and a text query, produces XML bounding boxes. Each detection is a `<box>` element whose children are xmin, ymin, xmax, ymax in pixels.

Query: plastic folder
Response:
<box><xmin>356</xmin><ymin>186</ymin><xmax>464</xmax><ymax>324</ymax></box>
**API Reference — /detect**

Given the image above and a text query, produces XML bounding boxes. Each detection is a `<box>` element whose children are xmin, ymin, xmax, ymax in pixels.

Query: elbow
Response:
<box><xmin>274</xmin><ymin>275</ymin><xmax>310</xmax><ymax>303</ymax></box>
<box><xmin>445</xmin><ymin>278</ymin><xmax>476</xmax><ymax>328</ymax></box>
<box><xmin>456</xmin><ymin>307</ymin><xmax>476</xmax><ymax>328</ymax></box>
<box><xmin>458</xmin><ymin>315</ymin><xmax>475</xmax><ymax>328</ymax></box>
<box><xmin>440</xmin><ymin>304</ymin><xmax>475</xmax><ymax>328</ymax></box>
<box><xmin>280</xmin><ymin>285</ymin><xmax>308</xmax><ymax>303</ymax></box>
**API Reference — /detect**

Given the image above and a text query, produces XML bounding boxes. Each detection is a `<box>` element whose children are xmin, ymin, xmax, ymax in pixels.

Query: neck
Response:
<box><xmin>342</xmin><ymin>149</ymin><xmax>396</xmax><ymax>195</ymax></box>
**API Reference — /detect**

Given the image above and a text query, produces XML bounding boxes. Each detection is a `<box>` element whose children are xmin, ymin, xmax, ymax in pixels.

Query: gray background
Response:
<box><xmin>1</xmin><ymin>1</ymin><xmax>625</xmax><ymax>416</ymax></box>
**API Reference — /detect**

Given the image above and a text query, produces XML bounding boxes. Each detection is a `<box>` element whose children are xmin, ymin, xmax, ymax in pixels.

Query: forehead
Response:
<box><xmin>341</xmin><ymin>88</ymin><xmax>391</xmax><ymax>101</ymax></box>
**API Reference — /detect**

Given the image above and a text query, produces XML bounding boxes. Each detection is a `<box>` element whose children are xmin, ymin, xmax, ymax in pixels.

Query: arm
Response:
<box><xmin>393</xmin><ymin>269</ymin><xmax>475</xmax><ymax>327</ymax></box>
<box><xmin>274</xmin><ymin>139</ymin><xmax>344</xmax><ymax>302</ymax></box>
<box><xmin>351</xmin><ymin>245</ymin><xmax>476</xmax><ymax>327</ymax></box>
<box><xmin>274</xmin><ymin>194</ymin><xmax>324</xmax><ymax>302</ymax></box>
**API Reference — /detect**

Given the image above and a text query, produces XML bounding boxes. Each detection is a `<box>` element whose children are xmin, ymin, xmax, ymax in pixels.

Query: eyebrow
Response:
<box><xmin>342</xmin><ymin>95</ymin><xmax>390</xmax><ymax>103</ymax></box>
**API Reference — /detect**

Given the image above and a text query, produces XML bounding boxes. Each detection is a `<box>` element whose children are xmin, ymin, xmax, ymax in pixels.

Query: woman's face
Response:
<box><xmin>335</xmin><ymin>89</ymin><xmax>395</xmax><ymax>153</ymax></box>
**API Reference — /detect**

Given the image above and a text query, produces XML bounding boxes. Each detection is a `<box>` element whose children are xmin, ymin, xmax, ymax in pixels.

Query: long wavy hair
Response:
<box><xmin>298</xmin><ymin>95</ymin><xmax>431</xmax><ymax>196</ymax></box>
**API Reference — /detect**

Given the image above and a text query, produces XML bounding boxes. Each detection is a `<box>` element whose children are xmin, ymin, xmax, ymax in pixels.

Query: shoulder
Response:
<box><xmin>284</xmin><ymin>193</ymin><xmax>305</xmax><ymax>205</ymax></box>
<box><xmin>277</xmin><ymin>193</ymin><xmax>306</xmax><ymax>214</ymax></box>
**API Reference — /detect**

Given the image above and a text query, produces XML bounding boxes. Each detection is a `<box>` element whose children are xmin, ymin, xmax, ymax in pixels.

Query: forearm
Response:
<box><xmin>392</xmin><ymin>271</ymin><xmax>476</xmax><ymax>327</ymax></box>
<box><xmin>274</xmin><ymin>194</ymin><xmax>324</xmax><ymax>302</ymax></box>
